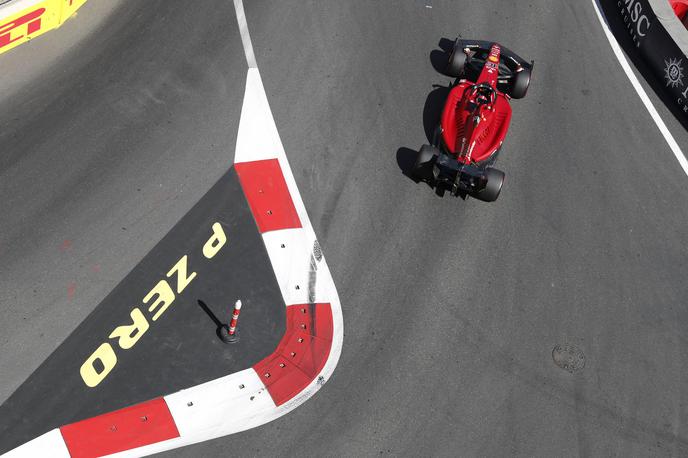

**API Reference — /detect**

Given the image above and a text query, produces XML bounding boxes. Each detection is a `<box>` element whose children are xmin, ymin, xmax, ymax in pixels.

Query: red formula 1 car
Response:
<box><xmin>413</xmin><ymin>39</ymin><xmax>533</xmax><ymax>202</ymax></box>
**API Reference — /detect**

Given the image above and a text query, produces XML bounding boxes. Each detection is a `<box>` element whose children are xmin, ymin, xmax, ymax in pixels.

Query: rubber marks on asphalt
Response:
<box><xmin>254</xmin><ymin>303</ymin><xmax>333</xmax><ymax>406</ymax></box>
<box><xmin>235</xmin><ymin>159</ymin><xmax>302</xmax><ymax>233</ymax></box>
<box><xmin>60</xmin><ymin>398</ymin><xmax>179</xmax><ymax>458</ymax></box>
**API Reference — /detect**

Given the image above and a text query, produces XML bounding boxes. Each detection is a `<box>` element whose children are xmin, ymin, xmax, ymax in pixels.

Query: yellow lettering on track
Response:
<box><xmin>80</xmin><ymin>343</ymin><xmax>117</xmax><ymax>388</ymax></box>
<box><xmin>79</xmin><ymin>222</ymin><xmax>230</xmax><ymax>387</ymax></box>
<box><xmin>167</xmin><ymin>255</ymin><xmax>197</xmax><ymax>294</ymax></box>
<box><xmin>203</xmin><ymin>222</ymin><xmax>227</xmax><ymax>259</ymax></box>
<box><xmin>108</xmin><ymin>307</ymin><xmax>150</xmax><ymax>350</ymax></box>
<box><xmin>144</xmin><ymin>280</ymin><xmax>176</xmax><ymax>321</ymax></box>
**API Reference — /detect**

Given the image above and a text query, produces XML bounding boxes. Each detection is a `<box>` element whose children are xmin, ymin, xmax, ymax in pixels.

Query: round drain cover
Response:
<box><xmin>552</xmin><ymin>344</ymin><xmax>585</xmax><ymax>373</ymax></box>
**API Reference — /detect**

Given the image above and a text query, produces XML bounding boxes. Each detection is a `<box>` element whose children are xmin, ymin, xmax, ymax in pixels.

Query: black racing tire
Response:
<box><xmin>413</xmin><ymin>145</ymin><xmax>439</xmax><ymax>181</ymax></box>
<box><xmin>510</xmin><ymin>68</ymin><xmax>531</xmax><ymax>99</ymax></box>
<box><xmin>472</xmin><ymin>167</ymin><xmax>505</xmax><ymax>202</ymax></box>
<box><xmin>445</xmin><ymin>44</ymin><xmax>466</xmax><ymax>78</ymax></box>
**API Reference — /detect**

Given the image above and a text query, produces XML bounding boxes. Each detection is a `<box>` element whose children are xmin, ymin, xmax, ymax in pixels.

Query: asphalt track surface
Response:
<box><xmin>2</xmin><ymin>0</ymin><xmax>688</xmax><ymax>456</ymax></box>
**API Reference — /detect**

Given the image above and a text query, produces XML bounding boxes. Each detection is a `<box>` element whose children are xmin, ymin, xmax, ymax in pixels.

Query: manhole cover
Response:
<box><xmin>552</xmin><ymin>344</ymin><xmax>585</xmax><ymax>373</ymax></box>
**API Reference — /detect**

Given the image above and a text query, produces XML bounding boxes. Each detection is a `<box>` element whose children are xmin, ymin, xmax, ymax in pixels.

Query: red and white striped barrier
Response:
<box><xmin>4</xmin><ymin>68</ymin><xmax>343</xmax><ymax>458</ymax></box>
<box><xmin>220</xmin><ymin>300</ymin><xmax>242</xmax><ymax>343</ymax></box>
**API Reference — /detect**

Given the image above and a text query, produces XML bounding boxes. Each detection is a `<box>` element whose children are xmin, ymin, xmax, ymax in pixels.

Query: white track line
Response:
<box><xmin>591</xmin><ymin>0</ymin><xmax>688</xmax><ymax>177</ymax></box>
<box><xmin>233</xmin><ymin>0</ymin><xmax>258</xmax><ymax>68</ymax></box>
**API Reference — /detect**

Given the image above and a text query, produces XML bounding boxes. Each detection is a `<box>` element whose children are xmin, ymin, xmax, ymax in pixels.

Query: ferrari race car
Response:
<box><xmin>413</xmin><ymin>39</ymin><xmax>533</xmax><ymax>202</ymax></box>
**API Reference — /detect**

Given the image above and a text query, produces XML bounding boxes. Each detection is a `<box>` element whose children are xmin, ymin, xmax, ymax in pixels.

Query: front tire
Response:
<box><xmin>445</xmin><ymin>43</ymin><xmax>466</xmax><ymax>78</ymax></box>
<box><xmin>472</xmin><ymin>168</ymin><xmax>505</xmax><ymax>202</ymax></box>
<box><xmin>413</xmin><ymin>145</ymin><xmax>439</xmax><ymax>181</ymax></box>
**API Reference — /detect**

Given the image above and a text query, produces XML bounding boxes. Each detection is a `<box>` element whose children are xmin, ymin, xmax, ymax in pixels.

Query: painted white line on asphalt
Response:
<box><xmin>233</xmin><ymin>0</ymin><xmax>258</xmax><ymax>68</ymax></box>
<box><xmin>591</xmin><ymin>0</ymin><xmax>688</xmax><ymax>177</ymax></box>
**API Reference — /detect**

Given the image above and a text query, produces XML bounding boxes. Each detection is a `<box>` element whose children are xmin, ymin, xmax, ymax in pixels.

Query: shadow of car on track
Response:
<box><xmin>426</xmin><ymin>37</ymin><xmax>462</xmax><ymax>142</ymax></box>
<box><xmin>429</xmin><ymin>37</ymin><xmax>456</xmax><ymax>68</ymax></box>
<box><xmin>394</xmin><ymin>81</ymin><xmax>450</xmax><ymax>180</ymax></box>
<box><xmin>396</xmin><ymin>38</ymin><xmax>467</xmax><ymax>198</ymax></box>
<box><xmin>396</xmin><ymin>147</ymin><xmax>422</xmax><ymax>182</ymax></box>
<box><xmin>423</xmin><ymin>84</ymin><xmax>451</xmax><ymax>143</ymax></box>
<box><xmin>396</xmin><ymin>80</ymin><xmax>451</xmax><ymax>185</ymax></box>
<box><xmin>395</xmin><ymin>146</ymin><xmax>466</xmax><ymax>199</ymax></box>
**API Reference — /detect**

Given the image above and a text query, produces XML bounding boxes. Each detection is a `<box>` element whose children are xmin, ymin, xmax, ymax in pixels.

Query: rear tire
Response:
<box><xmin>445</xmin><ymin>44</ymin><xmax>466</xmax><ymax>78</ymax></box>
<box><xmin>413</xmin><ymin>145</ymin><xmax>439</xmax><ymax>181</ymax></box>
<box><xmin>472</xmin><ymin>168</ymin><xmax>504</xmax><ymax>202</ymax></box>
<box><xmin>510</xmin><ymin>68</ymin><xmax>531</xmax><ymax>99</ymax></box>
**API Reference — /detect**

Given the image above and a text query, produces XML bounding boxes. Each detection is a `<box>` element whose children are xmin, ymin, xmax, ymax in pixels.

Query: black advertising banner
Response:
<box><xmin>613</xmin><ymin>0</ymin><xmax>688</xmax><ymax>123</ymax></box>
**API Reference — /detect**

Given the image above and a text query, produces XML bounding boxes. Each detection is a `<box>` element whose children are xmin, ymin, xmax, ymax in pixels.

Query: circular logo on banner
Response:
<box><xmin>488</xmin><ymin>55</ymin><xmax>498</xmax><ymax>63</ymax></box>
<box><xmin>664</xmin><ymin>57</ymin><xmax>684</xmax><ymax>88</ymax></box>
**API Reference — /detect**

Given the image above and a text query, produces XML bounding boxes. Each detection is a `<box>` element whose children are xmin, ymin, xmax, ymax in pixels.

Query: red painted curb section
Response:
<box><xmin>253</xmin><ymin>303</ymin><xmax>333</xmax><ymax>406</ymax></box>
<box><xmin>59</xmin><ymin>398</ymin><xmax>179</xmax><ymax>458</ymax></box>
<box><xmin>235</xmin><ymin>159</ymin><xmax>302</xmax><ymax>233</ymax></box>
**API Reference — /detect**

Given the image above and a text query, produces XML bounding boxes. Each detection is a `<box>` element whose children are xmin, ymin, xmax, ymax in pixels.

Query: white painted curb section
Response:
<box><xmin>4</xmin><ymin>429</ymin><xmax>70</xmax><ymax>458</ymax></box>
